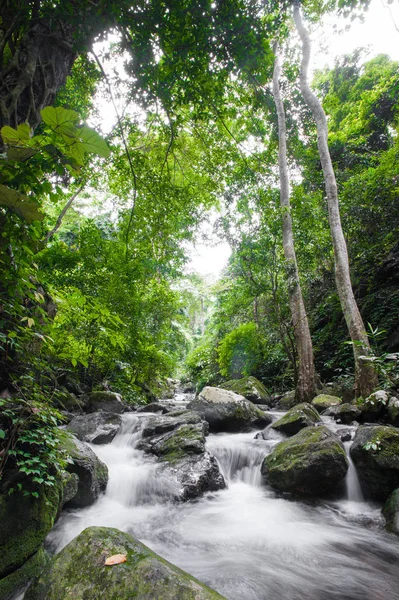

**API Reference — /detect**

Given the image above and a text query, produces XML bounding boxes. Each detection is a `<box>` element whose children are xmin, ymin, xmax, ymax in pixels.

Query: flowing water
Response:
<box><xmin>45</xmin><ymin>403</ymin><xmax>399</xmax><ymax>600</ymax></box>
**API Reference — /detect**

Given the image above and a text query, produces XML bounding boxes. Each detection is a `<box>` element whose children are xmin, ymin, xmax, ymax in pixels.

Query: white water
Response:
<box><xmin>45</xmin><ymin>409</ymin><xmax>399</xmax><ymax>600</ymax></box>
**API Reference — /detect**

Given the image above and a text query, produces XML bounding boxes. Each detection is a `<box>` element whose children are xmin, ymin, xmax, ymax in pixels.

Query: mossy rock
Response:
<box><xmin>220</xmin><ymin>377</ymin><xmax>270</xmax><ymax>404</ymax></box>
<box><xmin>350</xmin><ymin>425</ymin><xmax>399</xmax><ymax>500</ymax></box>
<box><xmin>358</xmin><ymin>390</ymin><xmax>389</xmax><ymax>423</ymax></box>
<box><xmin>187</xmin><ymin>387</ymin><xmax>271</xmax><ymax>433</ymax></box>
<box><xmin>63</xmin><ymin>436</ymin><xmax>108</xmax><ymax>508</ymax></box>
<box><xmin>271</xmin><ymin>403</ymin><xmax>321</xmax><ymax>436</ymax></box>
<box><xmin>311</xmin><ymin>394</ymin><xmax>342</xmax><ymax>413</ymax></box>
<box><xmin>25</xmin><ymin>526</ymin><xmax>226</xmax><ymax>600</ymax></box>
<box><xmin>382</xmin><ymin>488</ymin><xmax>399</xmax><ymax>534</ymax></box>
<box><xmin>279</xmin><ymin>390</ymin><xmax>297</xmax><ymax>410</ymax></box>
<box><xmin>0</xmin><ymin>484</ymin><xmax>61</xmax><ymax>579</ymax></box>
<box><xmin>86</xmin><ymin>391</ymin><xmax>125</xmax><ymax>414</ymax></box>
<box><xmin>0</xmin><ymin>547</ymin><xmax>48</xmax><ymax>600</ymax></box>
<box><xmin>153</xmin><ymin>424</ymin><xmax>206</xmax><ymax>463</ymax></box>
<box><xmin>262</xmin><ymin>426</ymin><xmax>348</xmax><ymax>496</ymax></box>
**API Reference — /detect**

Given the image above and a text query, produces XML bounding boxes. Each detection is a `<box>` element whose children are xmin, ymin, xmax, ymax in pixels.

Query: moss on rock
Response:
<box><xmin>262</xmin><ymin>426</ymin><xmax>348</xmax><ymax>496</ymax></box>
<box><xmin>24</xmin><ymin>526</ymin><xmax>226</xmax><ymax>600</ymax></box>
<box><xmin>271</xmin><ymin>403</ymin><xmax>321</xmax><ymax>436</ymax></box>
<box><xmin>311</xmin><ymin>394</ymin><xmax>342</xmax><ymax>413</ymax></box>
<box><xmin>0</xmin><ymin>547</ymin><xmax>48</xmax><ymax>600</ymax></box>
<box><xmin>220</xmin><ymin>377</ymin><xmax>270</xmax><ymax>404</ymax></box>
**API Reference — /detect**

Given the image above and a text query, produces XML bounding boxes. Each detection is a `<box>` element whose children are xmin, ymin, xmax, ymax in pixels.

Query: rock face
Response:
<box><xmin>382</xmin><ymin>488</ymin><xmax>399</xmax><ymax>534</ymax></box>
<box><xmin>86</xmin><ymin>391</ymin><xmax>125</xmax><ymax>414</ymax></box>
<box><xmin>187</xmin><ymin>387</ymin><xmax>271</xmax><ymax>432</ymax></box>
<box><xmin>64</xmin><ymin>437</ymin><xmax>108</xmax><ymax>507</ymax></box>
<box><xmin>262</xmin><ymin>426</ymin><xmax>348</xmax><ymax>496</ymax></box>
<box><xmin>350</xmin><ymin>425</ymin><xmax>399</xmax><ymax>500</ymax></box>
<box><xmin>311</xmin><ymin>394</ymin><xmax>342</xmax><ymax>413</ymax></box>
<box><xmin>271</xmin><ymin>403</ymin><xmax>321</xmax><ymax>436</ymax></box>
<box><xmin>220</xmin><ymin>376</ymin><xmax>270</xmax><ymax>405</ymax></box>
<box><xmin>0</xmin><ymin>484</ymin><xmax>61</xmax><ymax>580</ymax></box>
<box><xmin>25</xmin><ymin>526</ymin><xmax>226</xmax><ymax>600</ymax></box>
<box><xmin>137</xmin><ymin>411</ymin><xmax>224</xmax><ymax>500</ymax></box>
<box><xmin>66</xmin><ymin>412</ymin><xmax>122</xmax><ymax>444</ymax></box>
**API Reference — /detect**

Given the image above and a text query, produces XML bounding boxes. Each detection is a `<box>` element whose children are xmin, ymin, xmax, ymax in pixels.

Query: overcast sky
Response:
<box><xmin>188</xmin><ymin>0</ymin><xmax>399</xmax><ymax>278</ymax></box>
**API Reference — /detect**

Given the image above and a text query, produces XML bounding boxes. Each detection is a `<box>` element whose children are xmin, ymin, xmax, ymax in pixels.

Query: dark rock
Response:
<box><xmin>0</xmin><ymin>547</ymin><xmax>48</xmax><ymax>600</ymax></box>
<box><xmin>220</xmin><ymin>376</ymin><xmax>271</xmax><ymax>405</ymax></box>
<box><xmin>271</xmin><ymin>403</ymin><xmax>321</xmax><ymax>436</ymax></box>
<box><xmin>262</xmin><ymin>426</ymin><xmax>348</xmax><ymax>496</ymax></box>
<box><xmin>63</xmin><ymin>437</ymin><xmax>108</xmax><ymax>508</ymax></box>
<box><xmin>387</xmin><ymin>396</ymin><xmax>399</xmax><ymax>426</ymax></box>
<box><xmin>141</xmin><ymin>411</ymin><xmax>204</xmax><ymax>438</ymax></box>
<box><xmin>86</xmin><ymin>391</ymin><xmax>125</xmax><ymax>414</ymax></box>
<box><xmin>358</xmin><ymin>390</ymin><xmax>389</xmax><ymax>423</ymax></box>
<box><xmin>278</xmin><ymin>390</ymin><xmax>297</xmax><ymax>410</ymax></box>
<box><xmin>350</xmin><ymin>425</ymin><xmax>399</xmax><ymax>500</ymax></box>
<box><xmin>136</xmin><ymin>402</ymin><xmax>168</xmax><ymax>414</ymax></box>
<box><xmin>25</xmin><ymin>526</ymin><xmax>226</xmax><ymax>600</ymax></box>
<box><xmin>187</xmin><ymin>386</ymin><xmax>271</xmax><ymax>432</ymax></box>
<box><xmin>66</xmin><ymin>412</ymin><xmax>122</xmax><ymax>444</ymax></box>
<box><xmin>337</xmin><ymin>428</ymin><xmax>354</xmax><ymax>443</ymax></box>
<box><xmin>323</xmin><ymin>403</ymin><xmax>361</xmax><ymax>424</ymax></box>
<box><xmin>382</xmin><ymin>488</ymin><xmax>399</xmax><ymax>534</ymax></box>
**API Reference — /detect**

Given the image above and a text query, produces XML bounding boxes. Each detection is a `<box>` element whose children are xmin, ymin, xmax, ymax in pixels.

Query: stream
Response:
<box><xmin>45</xmin><ymin>395</ymin><xmax>399</xmax><ymax>600</ymax></box>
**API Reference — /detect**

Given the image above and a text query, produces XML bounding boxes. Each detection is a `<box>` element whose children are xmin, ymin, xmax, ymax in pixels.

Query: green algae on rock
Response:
<box><xmin>0</xmin><ymin>547</ymin><xmax>48</xmax><ymax>600</ymax></box>
<box><xmin>262</xmin><ymin>425</ymin><xmax>348</xmax><ymax>496</ymax></box>
<box><xmin>311</xmin><ymin>394</ymin><xmax>342</xmax><ymax>413</ymax></box>
<box><xmin>24</xmin><ymin>526</ymin><xmax>226</xmax><ymax>600</ymax></box>
<box><xmin>220</xmin><ymin>377</ymin><xmax>270</xmax><ymax>405</ymax></box>
<box><xmin>271</xmin><ymin>403</ymin><xmax>321</xmax><ymax>436</ymax></box>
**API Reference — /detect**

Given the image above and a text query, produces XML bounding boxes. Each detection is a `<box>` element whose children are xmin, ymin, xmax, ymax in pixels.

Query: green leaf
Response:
<box><xmin>41</xmin><ymin>106</ymin><xmax>79</xmax><ymax>137</ymax></box>
<box><xmin>0</xmin><ymin>429</ymin><xmax>6</xmax><ymax>439</ymax></box>
<box><xmin>0</xmin><ymin>184</ymin><xmax>43</xmax><ymax>222</ymax></box>
<box><xmin>78</xmin><ymin>125</ymin><xmax>110</xmax><ymax>158</ymax></box>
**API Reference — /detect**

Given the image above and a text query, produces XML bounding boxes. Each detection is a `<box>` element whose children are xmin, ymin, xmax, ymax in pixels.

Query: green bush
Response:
<box><xmin>217</xmin><ymin>323</ymin><xmax>262</xmax><ymax>380</ymax></box>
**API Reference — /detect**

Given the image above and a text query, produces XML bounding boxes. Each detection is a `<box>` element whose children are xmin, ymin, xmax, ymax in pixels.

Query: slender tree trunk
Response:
<box><xmin>272</xmin><ymin>42</ymin><xmax>316</xmax><ymax>403</ymax></box>
<box><xmin>293</xmin><ymin>4</ymin><xmax>378</xmax><ymax>397</ymax></box>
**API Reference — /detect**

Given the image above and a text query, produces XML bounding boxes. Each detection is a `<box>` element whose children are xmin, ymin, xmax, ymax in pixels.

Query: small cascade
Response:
<box><xmin>344</xmin><ymin>440</ymin><xmax>364</xmax><ymax>502</ymax></box>
<box><xmin>206</xmin><ymin>432</ymin><xmax>267</xmax><ymax>486</ymax></box>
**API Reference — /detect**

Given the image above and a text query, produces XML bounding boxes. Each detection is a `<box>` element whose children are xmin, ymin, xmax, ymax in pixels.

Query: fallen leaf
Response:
<box><xmin>104</xmin><ymin>554</ymin><xmax>127</xmax><ymax>566</ymax></box>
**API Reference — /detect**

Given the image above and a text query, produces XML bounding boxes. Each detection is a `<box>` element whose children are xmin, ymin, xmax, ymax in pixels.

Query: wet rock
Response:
<box><xmin>382</xmin><ymin>488</ymin><xmax>399</xmax><ymax>534</ymax></box>
<box><xmin>311</xmin><ymin>394</ymin><xmax>342</xmax><ymax>413</ymax></box>
<box><xmin>262</xmin><ymin>426</ymin><xmax>348</xmax><ymax>496</ymax></box>
<box><xmin>187</xmin><ymin>386</ymin><xmax>271</xmax><ymax>433</ymax></box>
<box><xmin>220</xmin><ymin>376</ymin><xmax>271</xmax><ymax>405</ymax></box>
<box><xmin>271</xmin><ymin>403</ymin><xmax>321</xmax><ymax>436</ymax></box>
<box><xmin>0</xmin><ymin>547</ymin><xmax>48</xmax><ymax>600</ymax></box>
<box><xmin>60</xmin><ymin>472</ymin><xmax>79</xmax><ymax>507</ymax></box>
<box><xmin>63</xmin><ymin>437</ymin><xmax>108</xmax><ymax>508</ymax></box>
<box><xmin>278</xmin><ymin>390</ymin><xmax>297</xmax><ymax>410</ymax></box>
<box><xmin>66</xmin><ymin>412</ymin><xmax>122</xmax><ymax>444</ymax></box>
<box><xmin>323</xmin><ymin>403</ymin><xmax>361</xmax><ymax>424</ymax></box>
<box><xmin>136</xmin><ymin>402</ymin><xmax>168</xmax><ymax>414</ymax></box>
<box><xmin>25</xmin><ymin>526</ymin><xmax>226</xmax><ymax>600</ymax></box>
<box><xmin>338</xmin><ymin>428</ymin><xmax>354</xmax><ymax>443</ymax></box>
<box><xmin>350</xmin><ymin>425</ymin><xmax>399</xmax><ymax>500</ymax></box>
<box><xmin>141</xmin><ymin>410</ymin><xmax>205</xmax><ymax>438</ymax></box>
<box><xmin>85</xmin><ymin>391</ymin><xmax>126</xmax><ymax>414</ymax></box>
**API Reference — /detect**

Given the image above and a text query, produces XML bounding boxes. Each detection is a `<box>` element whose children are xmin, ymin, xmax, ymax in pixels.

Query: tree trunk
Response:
<box><xmin>293</xmin><ymin>4</ymin><xmax>378</xmax><ymax>397</ymax></box>
<box><xmin>272</xmin><ymin>42</ymin><xmax>316</xmax><ymax>403</ymax></box>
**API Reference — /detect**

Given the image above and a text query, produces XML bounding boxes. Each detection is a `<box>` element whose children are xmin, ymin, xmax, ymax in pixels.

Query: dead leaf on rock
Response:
<box><xmin>104</xmin><ymin>554</ymin><xmax>127</xmax><ymax>566</ymax></box>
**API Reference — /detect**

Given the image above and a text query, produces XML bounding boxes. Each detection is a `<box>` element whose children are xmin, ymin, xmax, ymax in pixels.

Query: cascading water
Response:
<box><xmin>45</xmin><ymin>401</ymin><xmax>399</xmax><ymax>600</ymax></box>
<box><xmin>344</xmin><ymin>440</ymin><xmax>365</xmax><ymax>503</ymax></box>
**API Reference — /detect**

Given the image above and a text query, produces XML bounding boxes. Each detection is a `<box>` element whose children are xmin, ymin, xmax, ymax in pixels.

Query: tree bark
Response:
<box><xmin>293</xmin><ymin>4</ymin><xmax>378</xmax><ymax>397</ymax></box>
<box><xmin>272</xmin><ymin>42</ymin><xmax>316</xmax><ymax>403</ymax></box>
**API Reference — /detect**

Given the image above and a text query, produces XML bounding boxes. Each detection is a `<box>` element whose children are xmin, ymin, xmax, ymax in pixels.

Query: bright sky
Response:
<box><xmin>189</xmin><ymin>0</ymin><xmax>399</xmax><ymax>278</ymax></box>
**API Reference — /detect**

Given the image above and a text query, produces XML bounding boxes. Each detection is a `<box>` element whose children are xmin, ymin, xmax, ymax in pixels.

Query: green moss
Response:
<box><xmin>158</xmin><ymin>425</ymin><xmax>205</xmax><ymax>464</ymax></box>
<box><xmin>312</xmin><ymin>394</ymin><xmax>342</xmax><ymax>412</ymax></box>
<box><xmin>272</xmin><ymin>403</ymin><xmax>320</xmax><ymax>430</ymax></box>
<box><xmin>220</xmin><ymin>377</ymin><xmax>269</xmax><ymax>402</ymax></box>
<box><xmin>0</xmin><ymin>547</ymin><xmax>48</xmax><ymax>600</ymax></box>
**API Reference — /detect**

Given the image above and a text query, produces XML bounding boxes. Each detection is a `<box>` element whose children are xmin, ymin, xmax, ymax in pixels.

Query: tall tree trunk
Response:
<box><xmin>293</xmin><ymin>4</ymin><xmax>378</xmax><ymax>397</ymax></box>
<box><xmin>272</xmin><ymin>42</ymin><xmax>316</xmax><ymax>403</ymax></box>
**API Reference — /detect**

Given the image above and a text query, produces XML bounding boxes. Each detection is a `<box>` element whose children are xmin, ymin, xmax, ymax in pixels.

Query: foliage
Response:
<box><xmin>217</xmin><ymin>322</ymin><xmax>263</xmax><ymax>379</ymax></box>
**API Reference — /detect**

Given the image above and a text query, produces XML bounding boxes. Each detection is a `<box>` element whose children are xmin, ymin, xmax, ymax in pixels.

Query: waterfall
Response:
<box><xmin>344</xmin><ymin>440</ymin><xmax>364</xmax><ymax>503</ymax></box>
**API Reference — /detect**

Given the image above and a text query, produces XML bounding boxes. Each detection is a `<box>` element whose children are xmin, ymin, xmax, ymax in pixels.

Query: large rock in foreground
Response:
<box><xmin>66</xmin><ymin>412</ymin><xmax>122</xmax><ymax>444</ymax></box>
<box><xmin>262</xmin><ymin>426</ymin><xmax>348</xmax><ymax>496</ymax></box>
<box><xmin>220</xmin><ymin>376</ymin><xmax>270</xmax><ymax>405</ymax></box>
<box><xmin>64</xmin><ymin>437</ymin><xmax>108</xmax><ymax>507</ymax></box>
<box><xmin>25</xmin><ymin>526</ymin><xmax>225</xmax><ymax>600</ymax></box>
<box><xmin>350</xmin><ymin>425</ymin><xmax>399</xmax><ymax>500</ymax></box>
<box><xmin>187</xmin><ymin>387</ymin><xmax>271</xmax><ymax>432</ymax></box>
<box><xmin>138</xmin><ymin>411</ymin><xmax>225</xmax><ymax>500</ymax></box>
<box><xmin>271</xmin><ymin>403</ymin><xmax>321</xmax><ymax>436</ymax></box>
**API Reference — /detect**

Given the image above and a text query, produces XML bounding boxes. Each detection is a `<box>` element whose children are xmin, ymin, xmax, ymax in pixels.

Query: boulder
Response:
<box><xmin>350</xmin><ymin>425</ymin><xmax>399</xmax><ymax>500</ymax></box>
<box><xmin>66</xmin><ymin>412</ymin><xmax>122</xmax><ymax>444</ymax></box>
<box><xmin>137</xmin><ymin>412</ymin><xmax>224</xmax><ymax>500</ymax></box>
<box><xmin>271</xmin><ymin>403</ymin><xmax>321</xmax><ymax>436</ymax></box>
<box><xmin>60</xmin><ymin>472</ymin><xmax>79</xmax><ymax>507</ymax></box>
<box><xmin>387</xmin><ymin>396</ymin><xmax>399</xmax><ymax>426</ymax></box>
<box><xmin>25</xmin><ymin>526</ymin><xmax>225</xmax><ymax>600</ymax></box>
<box><xmin>64</xmin><ymin>437</ymin><xmax>108</xmax><ymax>508</ymax></box>
<box><xmin>0</xmin><ymin>484</ymin><xmax>61</xmax><ymax>580</ymax></box>
<box><xmin>219</xmin><ymin>376</ymin><xmax>270</xmax><ymax>405</ymax></box>
<box><xmin>136</xmin><ymin>402</ymin><xmax>168</xmax><ymax>414</ymax></box>
<box><xmin>321</xmin><ymin>382</ymin><xmax>353</xmax><ymax>404</ymax></box>
<box><xmin>358</xmin><ymin>390</ymin><xmax>389</xmax><ymax>423</ymax></box>
<box><xmin>278</xmin><ymin>390</ymin><xmax>297</xmax><ymax>410</ymax></box>
<box><xmin>322</xmin><ymin>403</ymin><xmax>361</xmax><ymax>424</ymax></box>
<box><xmin>86</xmin><ymin>391</ymin><xmax>125</xmax><ymax>414</ymax></box>
<box><xmin>0</xmin><ymin>547</ymin><xmax>48</xmax><ymax>600</ymax></box>
<box><xmin>382</xmin><ymin>488</ymin><xmax>399</xmax><ymax>534</ymax></box>
<box><xmin>262</xmin><ymin>426</ymin><xmax>348</xmax><ymax>496</ymax></box>
<box><xmin>187</xmin><ymin>386</ymin><xmax>271</xmax><ymax>432</ymax></box>
<box><xmin>311</xmin><ymin>394</ymin><xmax>342</xmax><ymax>413</ymax></box>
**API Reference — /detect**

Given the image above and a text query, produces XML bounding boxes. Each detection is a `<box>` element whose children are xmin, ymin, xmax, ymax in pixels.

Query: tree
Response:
<box><xmin>272</xmin><ymin>41</ymin><xmax>315</xmax><ymax>402</ymax></box>
<box><xmin>293</xmin><ymin>2</ymin><xmax>378</xmax><ymax>397</ymax></box>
